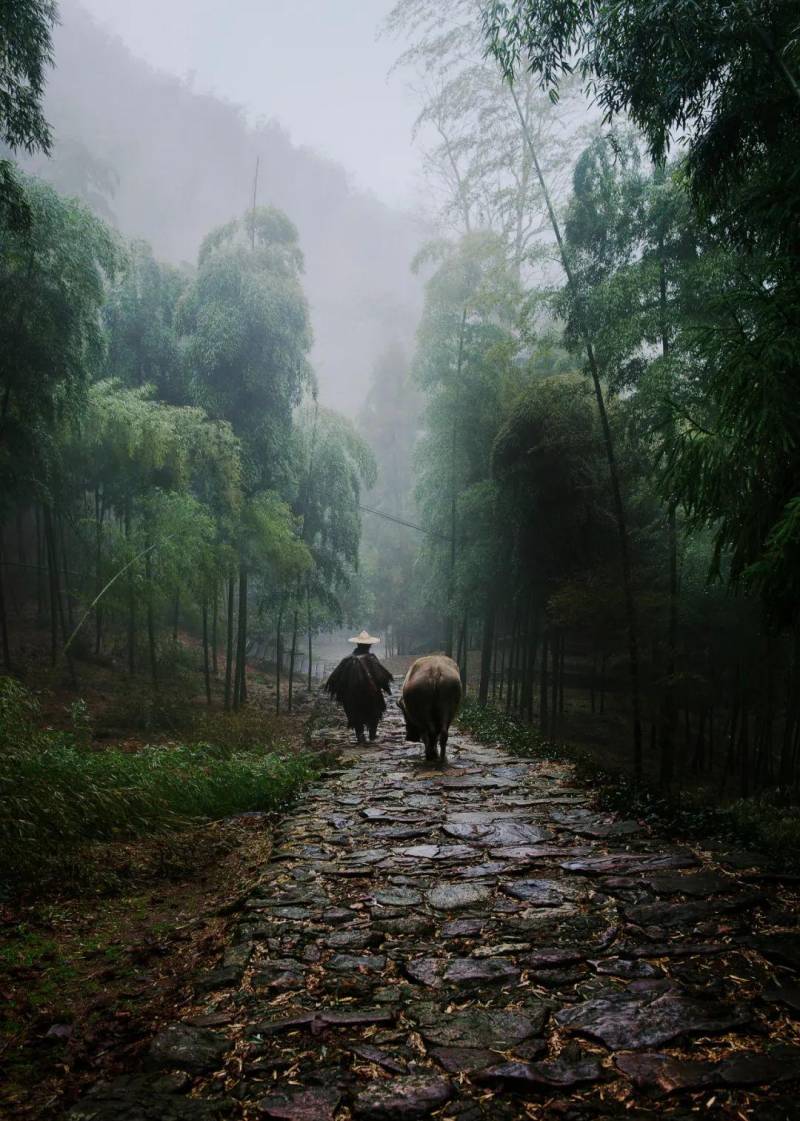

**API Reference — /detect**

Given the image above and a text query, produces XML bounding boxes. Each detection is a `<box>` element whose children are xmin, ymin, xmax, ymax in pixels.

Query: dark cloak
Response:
<box><xmin>324</xmin><ymin>650</ymin><xmax>393</xmax><ymax>730</ymax></box>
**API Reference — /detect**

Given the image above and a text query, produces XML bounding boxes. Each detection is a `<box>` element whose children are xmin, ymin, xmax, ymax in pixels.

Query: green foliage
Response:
<box><xmin>0</xmin><ymin>0</ymin><xmax>55</xmax><ymax>156</ymax></box>
<box><xmin>485</xmin><ymin>0</ymin><xmax>800</xmax><ymax>626</ymax></box>
<box><xmin>458</xmin><ymin>697</ymin><xmax>560</xmax><ymax>758</ymax></box>
<box><xmin>296</xmin><ymin>404</ymin><xmax>377</xmax><ymax>614</ymax></box>
<box><xmin>387</xmin><ymin>0</ymin><xmax>587</xmax><ymax>268</ymax></box>
<box><xmin>104</xmin><ymin>240</ymin><xmax>190</xmax><ymax>403</ymax></box>
<box><xmin>0</xmin><ymin>678</ymin><xmax>318</xmax><ymax>881</ymax></box>
<box><xmin>179</xmin><ymin>205</ymin><xmax>314</xmax><ymax>492</ymax></box>
<box><xmin>484</xmin><ymin>0</ymin><xmax>800</xmax><ymax>250</ymax></box>
<box><xmin>0</xmin><ymin>0</ymin><xmax>56</xmax><ymax>227</ymax></box>
<box><xmin>0</xmin><ymin>176</ymin><xmax>120</xmax><ymax>506</ymax></box>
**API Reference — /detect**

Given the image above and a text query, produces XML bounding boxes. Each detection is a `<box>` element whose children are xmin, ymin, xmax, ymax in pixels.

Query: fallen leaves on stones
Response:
<box><xmin>561</xmin><ymin>853</ymin><xmax>697</xmax><ymax>876</ymax></box>
<box><xmin>373</xmin><ymin>915</ymin><xmax>434</xmax><ymax>936</ymax></box>
<box><xmin>443</xmin><ymin>822</ymin><xmax>552</xmax><ymax>847</ymax></box>
<box><xmin>555</xmin><ymin>987</ymin><xmax>749</xmax><ymax>1050</ymax></box>
<box><xmin>352</xmin><ymin>1074</ymin><xmax>452</xmax><ymax>1119</ymax></box>
<box><xmin>500</xmin><ymin>879</ymin><xmax>567</xmax><ymax>905</ymax></box>
<box><xmin>472</xmin><ymin>941</ymin><xmax>530</xmax><ymax>958</ymax></box>
<box><xmin>374</xmin><ymin>827</ymin><xmax>432</xmax><ymax>841</ymax></box>
<box><xmin>440</xmin><ymin>918</ymin><xmax>485</xmax><ymax>938</ymax></box>
<box><xmin>590</xmin><ymin>957</ymin><xmax>663</xmax><ymax>980</ymax></box>
<box><xmin>616</xmin><ymin>1047</ymin><xmax>800</xmax><ymax>1093</ymax></box>
<box><xmin>750</xmin><ymin>931</ymin><xmax>800</xmax><ymax>972</ymax></box>
<box><xmin>429</xmin><ymin>1046</ymin><xmax>497</xmax><ymax>1073</ymax></box>
<box><xmin>257</xmin><ymin>1086</ymin><xmax>341</xmax><ymax>1120</ymax></box>
<box><xmin>524</xmin><ymin>947</ymin><xmax>588</xmax><ymax>968</ymax></box>
<box><xmin>253</xmin><ymin>1008</ymin><xmax>394</xmax><ymax>1035</ymax></box>
<box><xmin>551</xmin><ymin>811</ymin><xmax>641</xmax><ymax>838</ymax></box>
<box><xmin>475</xmin><ymin>1051</ymin><xmax>605</xmax><ymax>1089</ymax></box>
<box><xmin>443</xmin><ymin>957</ymin><xmax>520</xmax><ymax>985</ymax></box>
<box><xmin>400</xmin><ymin>845</ymin><xmax>439</xmax><ymax>860</ymax></box>
<box><xmin>327</xmin><ymin>953</ymin><xmax>386</xmax><ymax>972</ymax></box>
<box><xmin>349</xmin><ymin>1044</ymin><xmax>407</xmax><ymax>1074</ymax></box>
<box><xmin>762</xmin><ymin>983</ymin><xmax>800</xmax><ymax>1012</ymax></box>
<box><xmin>326</xmin><ymin>929</ymin><xmax>381</xmax><ymax>950</ymax></box>
<box><xmin>342</xmin><ymin>849</ymin><xmax>391</xmax><ymax>866</ymax></box>
<box><xmin>426</xmin><ymin>882</ymin><xmax>491</xmax><ymax>910</ymax></box>
<box><xmin>646</xmin><ymin>870</ymin><xmax>736</xmax><ymax>896</ymax></box>
<box><xmin>625</xmin><ymin>896</ymin><xmax>760</xmax><ymax>929</ymax></box>
<box><xmin>373</xmin><ymin>888</ymin><xmax>423</xmax><ymax>908</ymax></box>
<box><xmin>148</xmin><ymin>1023</ymin><xmax>228</xmax><ymax>1074</ymax></box>
<box><xmin>615</xmin><ymin>1052</ymin><xmax>717</xmax><ymax>1093</ymax></box>
<box><xmin>403</xmin><ymin>958</ymin><xmax>444</xmax><ymax>987</ymax></box>
<box><xmin>440</xmin><ymin>775</ymin><xmax>515</xmax><ymax>789</ymax></box>
<box><xmin>417</xmin><ymin>1007</ymin><xmax>546</xmax><ymax>1048</ymax></box>
<box><xmin>490</xmin><ymin>845</ymin><xmax>586</xmax><ymax>861</ymax></box>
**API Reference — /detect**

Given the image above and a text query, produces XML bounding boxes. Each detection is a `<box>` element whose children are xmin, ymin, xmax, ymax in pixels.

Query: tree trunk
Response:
<box><xmin>504</xmin><ymin>609</ymin><xmax>517</xmax><ymax>712</ymax></box>
<box><xmin>739</xmin><ymin>708</ymin><xmax>750</xmax><ymax>798</ymax></box>
<box><xmin>35</xmin><ymin>505</ymin><xmax>44</xmax><ymax>620</ymax></box>
<box><xmin>58</xmin><ymin>515</ymin><xmax>75</xmax><ymax>631</ymax></box>
<box><xmin>202</xmin><ymin>598</ymin><xmax>212</xmax><ymax>705</ymax></box>
<box><xmin>45</xmin><ymin>509</ymin><xmax>58</xmax><ymax>667</ymax></box>
<box><xmin>510</xmin><ymin>84</ymin><xmax>643</xmax><ymax>774</ymax></box>
<box><xmin>780</xmin><ymin>631</ymin><xmax>800</xmax><ymax>786</ymax></box>
<box><xmin>0</xmin><ymin>526</ymin><xmax>10</xmax><ymax>669</ymax></box>
<box><xmin>526</xmin><ymin>607</ymin><xmax>542</xmax><ymax>723</ymax></box>
<box><xmin>558</xmin><ymin>632</ymin><xmax>566</xmax><ymax>716</ymax></box>
<box><xmin>540</xmin><ymin>629</ymin><xmax>549</xmax><ymax>733</ymax></box>
<box><xmin>224</xmin><ymin>575</ymin><xmax>235</xmax><ymax>712</ymax></box>
<box><xmin>498</xmin><ymin>616</ymin><xmax>507</xmax><ymax>702</ymax></box>
<box><xmin>307</xmin><ymin>583</ymin><xmax>313</xmax><ymax>691</ymax></box>
<box><xmin>519</xmin><ymin>600</ymin><xmax>531</xmax><ymax>721</ymax></box>
<box><xmin>94</xmin><ymin>488</ymin><xmax>104</xmax><ymax>655</ymax></box>
<box><xmin>491</xmin><ymin>615</ymin><xmax>500</xmax><ymax>700</ymax></box>
<box><xmin>211</xmin><ymin>584</ymin><xmax>218</xmax><ymax>676</ymax></box>
<box><xmin>275</xmin><ymin>601</ymin><xmax>284</xmax><ymax>714</ymax></box>
<box><xmin>288</xmin><ymin>607</ymin><xmax>299</xmax><ymax>712</ymax></box>
<box><xmin>234</xmin><ymin>565</ymin><xmax>247</xmax><ymax>709</ymax></box>
<box><xmin>145</xmin><ymin>537</ymin><xmax>158</xmax><ymax>691</ymax></box>
<box><xmin>479</xmin><ymin>596</ymin><xmax>496</xmax><ymax>704</ymax></box>
<box><xmin>445</xmin><ymin>308</ymin><xmax>467</xmax><ymax>658</ymax></box>
<box><xmin>125</xmin><ymin>499</ymin><xmax>136</xmax><ymax>674</ymax></box>
<box><xmin>550</xmin><ymin>630</ymin><xmax>559</xmax><ymax>733</ymax></box>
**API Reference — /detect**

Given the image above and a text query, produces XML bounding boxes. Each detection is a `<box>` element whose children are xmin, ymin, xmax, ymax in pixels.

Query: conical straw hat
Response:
<box><xmin>349</xmin><ymin>629</ymin><xmax>380</xmax><ymax>645</ymax></box>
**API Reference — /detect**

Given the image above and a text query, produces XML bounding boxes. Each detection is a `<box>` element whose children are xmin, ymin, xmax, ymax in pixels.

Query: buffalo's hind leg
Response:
<box><xmin>438</xmin><ymin>729</ymin><xmax>448</xmax><ymax>766</ymax></box>
<box><xmin>424</xmin><ymin>732</ymin><xmax>438</xmax><ymax>763</ymax></box>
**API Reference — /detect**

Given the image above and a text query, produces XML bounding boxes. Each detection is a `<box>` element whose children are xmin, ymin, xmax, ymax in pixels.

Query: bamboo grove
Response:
<box><xmin>369</xmin><ymin>0</ymin><xmax>800</xmax><ymax>796</ymax></box>
<box><xmin>0</xmin><ymin>180</ymin><xmax>375</xmax><ymax>710</ymax></box>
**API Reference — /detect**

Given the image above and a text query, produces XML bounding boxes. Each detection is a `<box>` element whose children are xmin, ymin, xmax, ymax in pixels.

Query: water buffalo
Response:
<box><xmin>399</xmin><ymin>654</ymin><xmax>462</xmax><ymax>765</ymax></box>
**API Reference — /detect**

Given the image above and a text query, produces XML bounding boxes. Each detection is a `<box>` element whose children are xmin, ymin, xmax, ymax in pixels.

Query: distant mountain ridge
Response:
<box><xmin>24</xmin><ymin>1</ymin><xmax>423</xmax><ymax>412</ymax></box>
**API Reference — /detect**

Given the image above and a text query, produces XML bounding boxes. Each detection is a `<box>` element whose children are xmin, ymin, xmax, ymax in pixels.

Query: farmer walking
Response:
<box><xmin>324</xmin><ymin>630</ymin><xmax>393</xmax><ymax>743</ymax></box>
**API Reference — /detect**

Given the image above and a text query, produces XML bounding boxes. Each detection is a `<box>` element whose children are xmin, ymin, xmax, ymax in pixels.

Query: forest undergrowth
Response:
<box><xmin>458</xmin><ymin>699</ymin><xmax>800</xmax><ymax>874</ymax></box>
<box><xmin>0</xmin><ymin>648</ymin><xmax>327</xmax><ymax>1121</ymax></box>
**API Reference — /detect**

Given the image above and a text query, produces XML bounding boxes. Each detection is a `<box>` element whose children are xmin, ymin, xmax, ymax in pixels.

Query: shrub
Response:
<box><xmin>0</xmin><ymin>677</ymin><xmax>318</xmax><ymax>883</ymax></box>
<box><xmin>459</xmin><ymin>696</ymin><xmax>800</xmax><ymax>872</ymax></box>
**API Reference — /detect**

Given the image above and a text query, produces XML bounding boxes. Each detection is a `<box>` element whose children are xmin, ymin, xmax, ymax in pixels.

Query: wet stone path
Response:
<box><xmin>74</xmin><ymin>699</ymin><xmax>800</xmax><ymax>1120</ymax></box>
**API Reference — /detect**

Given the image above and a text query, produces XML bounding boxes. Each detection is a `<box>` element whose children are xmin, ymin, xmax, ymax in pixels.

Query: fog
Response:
<box><xmin>27</xmin><ymin>0</ymin><xmax>425</xmax><ymax>413</ymax></box>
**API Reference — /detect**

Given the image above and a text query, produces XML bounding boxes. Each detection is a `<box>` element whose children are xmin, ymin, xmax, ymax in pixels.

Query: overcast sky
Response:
<box><xmin>79</xmin><ymin>0</ymin><xmax>422</xmax><ymax>208</ymax></box>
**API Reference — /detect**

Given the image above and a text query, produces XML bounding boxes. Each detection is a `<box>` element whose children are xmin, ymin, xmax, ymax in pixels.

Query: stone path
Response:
<box><xmin>73</xmin><ymin>697</ymin><xmax>800</xmax><ymax>1120</ymax></box>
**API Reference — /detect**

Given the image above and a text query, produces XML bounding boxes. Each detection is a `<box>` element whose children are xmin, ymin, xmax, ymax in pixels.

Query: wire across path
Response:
<box><xmin>72</xmin><ymin>697</ymin><xmax>800</xmax><ymax>1120</ymax></box>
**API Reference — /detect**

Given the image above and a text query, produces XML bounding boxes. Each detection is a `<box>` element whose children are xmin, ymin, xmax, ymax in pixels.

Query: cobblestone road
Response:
<box><xmin>73</xmin><ymin>696</ymin><xmax>800</xmax><ymax>1120</ymax></box>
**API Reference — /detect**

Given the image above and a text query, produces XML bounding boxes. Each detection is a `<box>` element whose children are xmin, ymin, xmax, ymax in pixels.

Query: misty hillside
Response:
<box><xmin>25</xmin><ymin>1</ymin><xmax>423</xmax><ymax>411</ymax></box>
